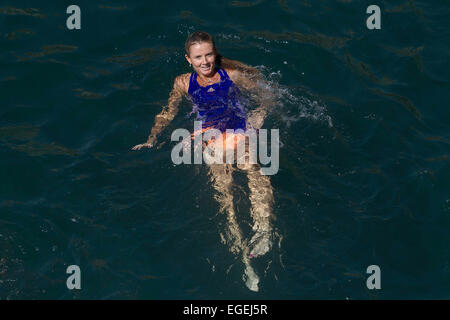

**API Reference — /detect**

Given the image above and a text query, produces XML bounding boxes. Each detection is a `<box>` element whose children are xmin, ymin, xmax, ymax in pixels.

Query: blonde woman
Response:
<box><xmin>132</xmin><ymin>31</ymin><xmax>276</xmax><ymax>292</ymax></box>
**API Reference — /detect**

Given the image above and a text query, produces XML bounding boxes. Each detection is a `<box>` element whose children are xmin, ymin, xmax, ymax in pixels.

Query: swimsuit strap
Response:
<box><xmin>190</xmin><ymin>72</ymin><xmax>198</xmax><ymax>86</ymax></box>
<box><xmin>216</xmin><ymin>68</ymin><xmax>224</xmax><ymax>79</ymax></box>
<box><xmin>188</xmin><ymin>72</ymin><xmax>198</xmax><ymax>94</ymax></box>
<box><xmin>218</xmin><ymin>68</ymin><xmax>231</xmax><ymax>80</ymax></box>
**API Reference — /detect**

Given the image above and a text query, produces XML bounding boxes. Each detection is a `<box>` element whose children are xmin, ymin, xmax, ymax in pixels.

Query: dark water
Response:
<box><xmin>1</xmin><ymin>0</ymin><xmax>449</xmax><ymax>299</ymax></box>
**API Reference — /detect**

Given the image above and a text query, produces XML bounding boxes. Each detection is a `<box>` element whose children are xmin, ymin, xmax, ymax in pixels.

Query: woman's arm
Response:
<box><xmin>221</xmin><ymin>57</ymin><xmax>260</xmax><ymax>79</ymax></box>
<box><xmin>223</xmin><ymin>59</ymin><xmax>277</xmax><ymax>129</ymax></box>
<box><xmin>131</xmin><ymin>74</ymin><xmax>188</xmax><ymax>150</ymax></box>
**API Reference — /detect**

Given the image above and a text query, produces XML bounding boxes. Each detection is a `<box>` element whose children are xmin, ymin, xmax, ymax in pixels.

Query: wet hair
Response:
<box><xmin>185</xmin><ymin>31</ymin><xmax>223</xmax><ymax>66</ymax></box>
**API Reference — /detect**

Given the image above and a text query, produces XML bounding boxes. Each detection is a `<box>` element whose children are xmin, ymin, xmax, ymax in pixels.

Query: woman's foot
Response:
<box><xmin>249</xmin><ymin>231</ymin><xmax>272</xmax><ymax>258</ymax></box>
<box><xmin>243</xmin><ymin>264</ymin><xmax>259</xmax><ymax>292</ymax></box>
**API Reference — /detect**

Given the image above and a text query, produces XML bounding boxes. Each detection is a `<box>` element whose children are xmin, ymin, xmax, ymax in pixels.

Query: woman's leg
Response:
<box><xmin>237</xmin><ymin>146</ymin><xmax>275</xmax><ymax>259</ymax></box>
<box><xmin>207</xmin><ymin>163</ymin><xmax>260</xmax><ymax>292</ymax></box>
<box><xmin>207</xmin><ymin>163</ymin><xmax>242</xmax><ymax>255</ymax></box>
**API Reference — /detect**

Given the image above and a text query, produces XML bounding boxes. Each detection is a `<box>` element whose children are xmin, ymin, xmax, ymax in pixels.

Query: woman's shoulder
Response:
<box><xmin>220</xmin><ymin>58</ymin><xmax>259</xmax><ymax>82</ymax></box>
<box><xmin>174</xmin><ymin>73</ymin><xmax>191</xmax><ymax>93</ymax></box>
<box><xmin>220</xmin><ymin>58</ymin><xmax>258</xmax><ymax>74</ymax></box>
<box><xmin>222</xmin><ymin>67</ymin><xmax>236</xmax><ymax>78</ymax></box>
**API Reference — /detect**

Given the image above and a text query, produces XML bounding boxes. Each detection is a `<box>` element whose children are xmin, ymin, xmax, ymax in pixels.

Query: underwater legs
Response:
<box><xmin>237</xmin><ymin>162</ymin><xmax>275</xmax><ymax>259</ymax></box>
<box><xmin>207</xmin><ymin>163</ymin><xmax>260</xmax><ymax>292</ymax></box>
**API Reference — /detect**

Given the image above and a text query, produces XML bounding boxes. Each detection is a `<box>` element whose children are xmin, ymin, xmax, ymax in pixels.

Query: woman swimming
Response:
<box><xmin>132</xmin><ymin>31</ymin><xmax>276</xmax><ymax>292</ymax></box>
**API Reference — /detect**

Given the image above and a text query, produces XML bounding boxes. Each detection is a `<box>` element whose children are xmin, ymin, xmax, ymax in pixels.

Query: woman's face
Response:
<box><xmin>185</xmin><ymin>42</ymin><xmax>216</xmax><ymax>77</ymax></box>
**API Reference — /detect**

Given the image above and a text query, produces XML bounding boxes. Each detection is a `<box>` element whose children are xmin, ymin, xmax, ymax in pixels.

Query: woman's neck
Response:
<box><xmin>197</xmin><ymin>68</ymin><xmax>219</xmax><ymax>84</ymax></box>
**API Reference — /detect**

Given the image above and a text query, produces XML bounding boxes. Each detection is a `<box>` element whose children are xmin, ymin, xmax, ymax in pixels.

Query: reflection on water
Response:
<box><xmin>4</xmin><ymin>29</ymin><xmax>35</xmax><ymax>40</ymax></box>
<box><xmin>17</xmin><ymin>45</ymin><xmax>78</xmax><ymax>61</ymax></box>
<box><xmin>73</xmin><ymin>88</ymin><xmax>104</xmax><ymax>100</ymax></box>
<box><xmin>344</xmin><ymin>53</ymin><xmax>397</xmax><ymax>86</ymax></box>
<box><xmin>0</xmin><ymin>7</ymin><xmax>46</xmax><ymax>18</ymax></box>
<box><xmin>370</xmin><ymin>88</ymin><xmax>422</xmax><ymax>120</ymax></box>
<box><xmin>229</xmin><ymin>1</ymin><xmax>263</xmax><ymax>8</ymax></box>
<box><xmin>105</xmin><ymin>47</ymin><xmax>167</xmax><ymax>67</ymax></box>
<box><xmin>247</xmin><ymin>31</ymin><xmax>350</xmax><ymax>50</ymax></box>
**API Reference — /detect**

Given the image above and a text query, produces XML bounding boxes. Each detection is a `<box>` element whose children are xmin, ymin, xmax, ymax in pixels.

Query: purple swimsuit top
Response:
<box><xmin>188</xmin><ymin>68</ymin><xmax>246</xmax><ymax>133</ymax></box>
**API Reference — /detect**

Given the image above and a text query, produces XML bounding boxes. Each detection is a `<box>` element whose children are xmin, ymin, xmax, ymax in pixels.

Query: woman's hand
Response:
<box><xmin>131</xmin><ymin>142</ymin><xmax>154</xmax><ymax>150</ymax></box>
<box><xmin>131</xmin><ymin>135</ymin><xmax>157</xmax><ymax>150</ymax></box>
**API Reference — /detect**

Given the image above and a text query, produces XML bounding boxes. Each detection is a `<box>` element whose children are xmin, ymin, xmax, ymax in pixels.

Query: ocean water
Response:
<box><xmin>0</xmin><ymin>0</ymin><xmax>449</xmax><ymax>299</ymax></box>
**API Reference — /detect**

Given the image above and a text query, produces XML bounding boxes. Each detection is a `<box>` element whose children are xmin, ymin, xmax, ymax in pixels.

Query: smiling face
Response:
<box><xmin>185</xmin><ymin>42</ymin><xmax>217</xmax><ymax>78</ymax></box>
